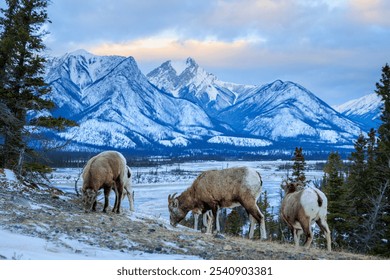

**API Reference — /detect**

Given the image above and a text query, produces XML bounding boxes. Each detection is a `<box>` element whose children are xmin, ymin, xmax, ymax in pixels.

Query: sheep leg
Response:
<box><xmin>206</xmin><ymin>210</ymin><xmax>215</xmax><ymax>234</ymax></box>
<box><xmin>202</xmin><ymin>211</ymin><xmax>212</xmax><ymax>233</ymax></box>
<box><xmin>114</xmin><ymin>182</ymin><xmax>123</xmax><ymax>214</ymax></box>
<box><xmin>242</xmin><ymin>200</ymin><xmax>267</xmax><ymax>240</ymax></box>
<box><xmin>206</xmin><ymin>215</ymin><xmax>213</xmax><ymax>234</ymax></box>
<box><xmin>194</xmin><ymin>213</ymin><xmax>199</xmax><ymax>230</ymax></box>
<box><xmin>112</xmin><ymin>185</ymin><xmax>119</xmax><ymax>213</ymax></box>
<box><xmin>293</xmin><ymin>228</ymin><xmax>303</xmax><ymax>248</ymax></box>
<box><xmin>125</xmin><ymin>189</ymin><xmax>134</xmax><ymax>212</ymax></box>
<box><xmin>301</xmin><ymin>218</ymin><xmax>313</xmax><ymax>250</ymax></box>
<box><xmin>316</xmin><ymin>218</ymin><xmax>332</xmax><ymax>252</ymax></box>
<box><xmin>248</xmin><ymin>214</ymin><xmax>257</xmax><ymax>239</ymax></box>
<box><xmin>102</xmin><ymin>186</ymin><xmax>111</xmax><ymax>213</ymax></box>
<box><xmin>215</xmin><ymin>206</ymin><xmax>221</xmax><ymax>233</ymax></box>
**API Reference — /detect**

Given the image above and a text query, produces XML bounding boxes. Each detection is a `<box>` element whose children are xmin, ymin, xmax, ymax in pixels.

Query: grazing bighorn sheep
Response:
<box><xmin>168</xmin><ymin>166</ymin><xmax>267</xmax><ymax>239</ymax></box>
<box><xmin>281</xmin><ymin>181</ymin><xmax>331</xmax><ymax>252</ymax></box>
<box><xmin>82</xmin><ymin>151</ymin><xmax>134</xmax><ymax>213</ymax></box>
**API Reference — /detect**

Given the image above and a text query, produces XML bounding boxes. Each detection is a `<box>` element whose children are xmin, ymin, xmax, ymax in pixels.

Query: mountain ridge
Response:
<box><xmin>36</xmin><ymin>50</ymin><xmax>381</xmax><ymax>156</ymax></box>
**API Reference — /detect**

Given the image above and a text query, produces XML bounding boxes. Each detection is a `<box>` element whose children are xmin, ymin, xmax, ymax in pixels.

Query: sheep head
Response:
<box><xmin>281</xmin><ymin>180</ymin><xmax>304</xmax><ymax>194</ymax></box>
<box><xmin>82</xmin><ymin>188</ymin><xmax>98</xmax><ymax>212</ymax></box>
<box><xmin>168</xmin><ymin>193</ymin><xmax>187</xmax><ymax>227</ymax></box>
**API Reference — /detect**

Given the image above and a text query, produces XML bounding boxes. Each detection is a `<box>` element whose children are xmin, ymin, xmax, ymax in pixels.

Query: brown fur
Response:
<box><xmin>168</xmin><ymin>166</ymin><xmax>267</xmax><ymax>239</ymax></box>
<box><xmin>82</xmin><ymin>151</ymin><xmax>129</xmax><ymax>213</ymax></box>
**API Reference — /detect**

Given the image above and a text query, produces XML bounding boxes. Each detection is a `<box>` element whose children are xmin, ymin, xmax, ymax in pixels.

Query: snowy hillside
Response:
<box><xmin>334</xmin><ymin>93</ymin><xmax>383</xmax><ymax>131</ymax></box>
<box><xmin>217</xmin><ymin>80</ymin><xmax>361</xmax><ymax>143</ymax></box>
<box><xmin>38</xmin><ymin>50</ymin><xmax>370</xmax><ymax>155</ymax></box>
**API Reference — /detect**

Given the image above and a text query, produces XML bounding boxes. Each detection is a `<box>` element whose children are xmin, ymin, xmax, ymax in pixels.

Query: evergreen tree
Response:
<box><xmin>291</xmin><ymin>147</ymin><xmax>306</xmax><ymax>184</ymax></box>
<box><xmin>376</xmin><ymin>64</ymin><xmax>390</xmax><ymax>162</ymax></box>
<box><xmin>254</xmin><ymin>191</ymin><xmax>280</xmax><ymax>240</ymax></box>
<box><xmin>371</xmin><ymin>63</ymin><xmax>390</xmax><ymax>256</ymax></box>
<box><xmin>224</xmin><ymin>208</ymin><xmax>243</xmax><ymax>236</ymax></box>
<box><xmin>347</xmin><ymin>134</ymin><xmax>369</xmax><ymax>213</ymax></box>
<box><xmin>0</xmin><ymin>0</ymin><xmax>76</xmax><ymax>175</ymax></box>
<box><xmin>342</xmin><ymin>64</ymin><xmax>390</xmax><ymax>256</ymax></box>
<box><xmin>322</xmin><ymin>151</ymin><xmax>348</xmax><ymax>249</ymax></box>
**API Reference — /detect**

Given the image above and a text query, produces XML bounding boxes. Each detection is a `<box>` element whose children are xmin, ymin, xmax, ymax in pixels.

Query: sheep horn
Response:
<box><xmin>168</xmin><ymin>193</ymin><xmax>178</xmax><ymax>201</ymax></box>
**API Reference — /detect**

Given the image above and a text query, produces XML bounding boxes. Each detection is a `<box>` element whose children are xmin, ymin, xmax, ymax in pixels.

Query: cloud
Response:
<box><xmin>348</xmin><ymin>0</ymin><xmax>390</xmax><ymax>26</ymax></box>
<box><xmin>43</xmin><ymin>0</ymin><xmax>390</xmax><ymax>104</ymax></box>
<box><xmin>89</xmin><ymin>30</ymin><xmax>268</xmax><ymax>68</ymax></box>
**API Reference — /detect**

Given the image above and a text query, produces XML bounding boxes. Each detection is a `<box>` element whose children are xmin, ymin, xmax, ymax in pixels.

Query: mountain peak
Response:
<box><xmin>185</xmin><ymin>57</ymin><xmax>197</xmax><ymax>66</ymax></box>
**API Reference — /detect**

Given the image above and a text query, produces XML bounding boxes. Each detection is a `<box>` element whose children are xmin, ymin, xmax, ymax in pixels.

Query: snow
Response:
<box><xmin>207</xmin><ymin>136</ymin><xmax>272</xmax><ymax>147</ymax></box>
<box><xmin>334</xmin><ymin>93</ymin><xmax>382</xmax><ymax>116</ymax></box>
<box><xmin>159</xmin><ymin>137</ymin><xmax>190</xmax><ymax>147</ymax></box>
<box><xmin>4</xmin><ymin>169</ymin><xmax>18</xmax><ymax>182</ymax></box>
<box><xmin>0</xmin><ymin>228</ymin><xmax>199</xmax><ymax>260</ymax></box>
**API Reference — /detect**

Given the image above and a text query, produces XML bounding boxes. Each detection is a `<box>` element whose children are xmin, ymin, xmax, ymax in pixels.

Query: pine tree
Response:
<box><xmin>0</xmin><ymin>0</ymin><xmax>76</xmax><ymax>175</ymax></box>
<box><xmin>254</xmin><ymin>191</ymin><xmax>280</xmax><ymax>240</ymax></box>
<box><xmin>347</xmin><ymin>134</ymin><xmax>369</xmax><ymax>213</ymax></box>
<box><xmin>322</xmin><ymin>151</ymin><xmax>348</xmax><ymax>249</ymax></box>
<box><xmin>376</xmin><ymin>64</ymin><xmax>390</xmax><ymax>162</ymax></box>
<box><xmin>371</xmin><ymin>63</ymin><xmax>390</xmax><ymax>256</ymax></box>
<box><xmin>341</xmin><ymin>64</ymin><xmax>390</xmax><ymax>256</ymax></box>
<box><xmin>224</xmin><ymin>208</ymin><xmax>243</xmax><ymax>236</ymax></box>
<box><xmin>291</xmin><ymin>147</ymin><xmax>306</xmax><ymax>184</ymax></box>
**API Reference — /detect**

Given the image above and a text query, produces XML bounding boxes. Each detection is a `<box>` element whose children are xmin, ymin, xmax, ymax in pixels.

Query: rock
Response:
<box><xmin>214</xmin><ymin>233</ymin><xmax>225</xmax><ymax>239</ymax></box>
<box><xmin>223</xmin><ymin>245</ymin><xmax>233</xmax><ymax>251</ymax></box>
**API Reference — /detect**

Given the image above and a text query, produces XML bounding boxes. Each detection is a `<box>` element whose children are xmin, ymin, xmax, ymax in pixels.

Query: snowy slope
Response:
<box><xmin>217</xmin><ymin>80</ymin><xmax>361</xmax><ymax>143</ymax></box>
<box><xmin>334</xmin><ymin>93</ymin><xmax>383</xmax><ymax>131</ymax></box>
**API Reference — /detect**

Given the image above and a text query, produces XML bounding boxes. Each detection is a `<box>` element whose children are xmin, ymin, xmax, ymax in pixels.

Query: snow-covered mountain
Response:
<box><xmin>147</xmin><ymin>58</ymin><xmax>257</xmax><ymax>116</ymax></box>
<box><xmin>334</xmin><ymin>93</ymin><xmax>383</xmax><ymax>131</ymax></box>
<box><xmin>217</xmin><ymin>80</ymin><xmax>361</xmax><ymax>144</ymax></box>
<box><xmin>40</xmin><ymin>50</ymin><xmax>369</xmax><ymax>155</ymax></box>
<box><xmin>43</xmin><ymin>50</ymin><xmax>221</xmax><ymax>150</ymax></box>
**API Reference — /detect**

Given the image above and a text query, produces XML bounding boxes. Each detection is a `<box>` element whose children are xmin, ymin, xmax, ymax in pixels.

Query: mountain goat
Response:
<box><xmin>82</xmin><ymin>151</ymin><xmax>134</xmax><ymax>213</ymax></box>
<box><xmin>168</xmin><ymin>166</ymin><xmax>267</xmax><ymax>239</ymax></box>
<box><xmin>281</xmin><ymin>181</ymin><xmax>331</xmax><ymax>251</ymax></box>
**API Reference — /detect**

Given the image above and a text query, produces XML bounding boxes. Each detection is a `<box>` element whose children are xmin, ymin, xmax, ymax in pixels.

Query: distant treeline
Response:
<box><xmin>36</xmin><ymin>149</ymin><xmax>347</xmax><ymax>169</ymax></box>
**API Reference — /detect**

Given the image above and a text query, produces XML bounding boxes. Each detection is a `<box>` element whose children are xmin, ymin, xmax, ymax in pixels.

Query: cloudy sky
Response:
<box><xmin>44</xmin><ymin>0</ymin><xmax>390</xmax><ymax>105</ymax></box>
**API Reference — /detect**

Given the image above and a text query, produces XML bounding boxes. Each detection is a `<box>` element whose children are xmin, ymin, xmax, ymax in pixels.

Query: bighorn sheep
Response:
<box><xmin>168</xmin><ymin>166</ymin><xmax>267</xmax><ymax>239</ymax></box>
<box><xmin>82</xmin><ymin>151</ymin><xmax>134</xmax><ymax>213</ymax></box>
<box><xmin>281</xmin><ymin>181</ymin><xmax>331</xmax><ymax>251</ymax></box>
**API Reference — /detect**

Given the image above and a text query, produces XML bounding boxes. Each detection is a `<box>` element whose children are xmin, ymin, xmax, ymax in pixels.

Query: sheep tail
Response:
<box><xmin>314</xmin><ymin>188</ymin><xmax>323</xmax><ymax>207</ymax></box>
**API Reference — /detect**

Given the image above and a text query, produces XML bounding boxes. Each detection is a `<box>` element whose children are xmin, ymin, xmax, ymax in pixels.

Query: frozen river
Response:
<box><xmin>51</xmin><ymin>160</ymin><xmax>324</xmax><ymax>221</ymax></box>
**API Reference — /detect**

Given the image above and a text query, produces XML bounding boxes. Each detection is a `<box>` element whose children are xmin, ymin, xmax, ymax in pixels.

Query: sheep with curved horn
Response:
<box><xmin>168</xmin><ymin>166</ymin><xmax>267</xmax><ymax>240</ymax></box>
